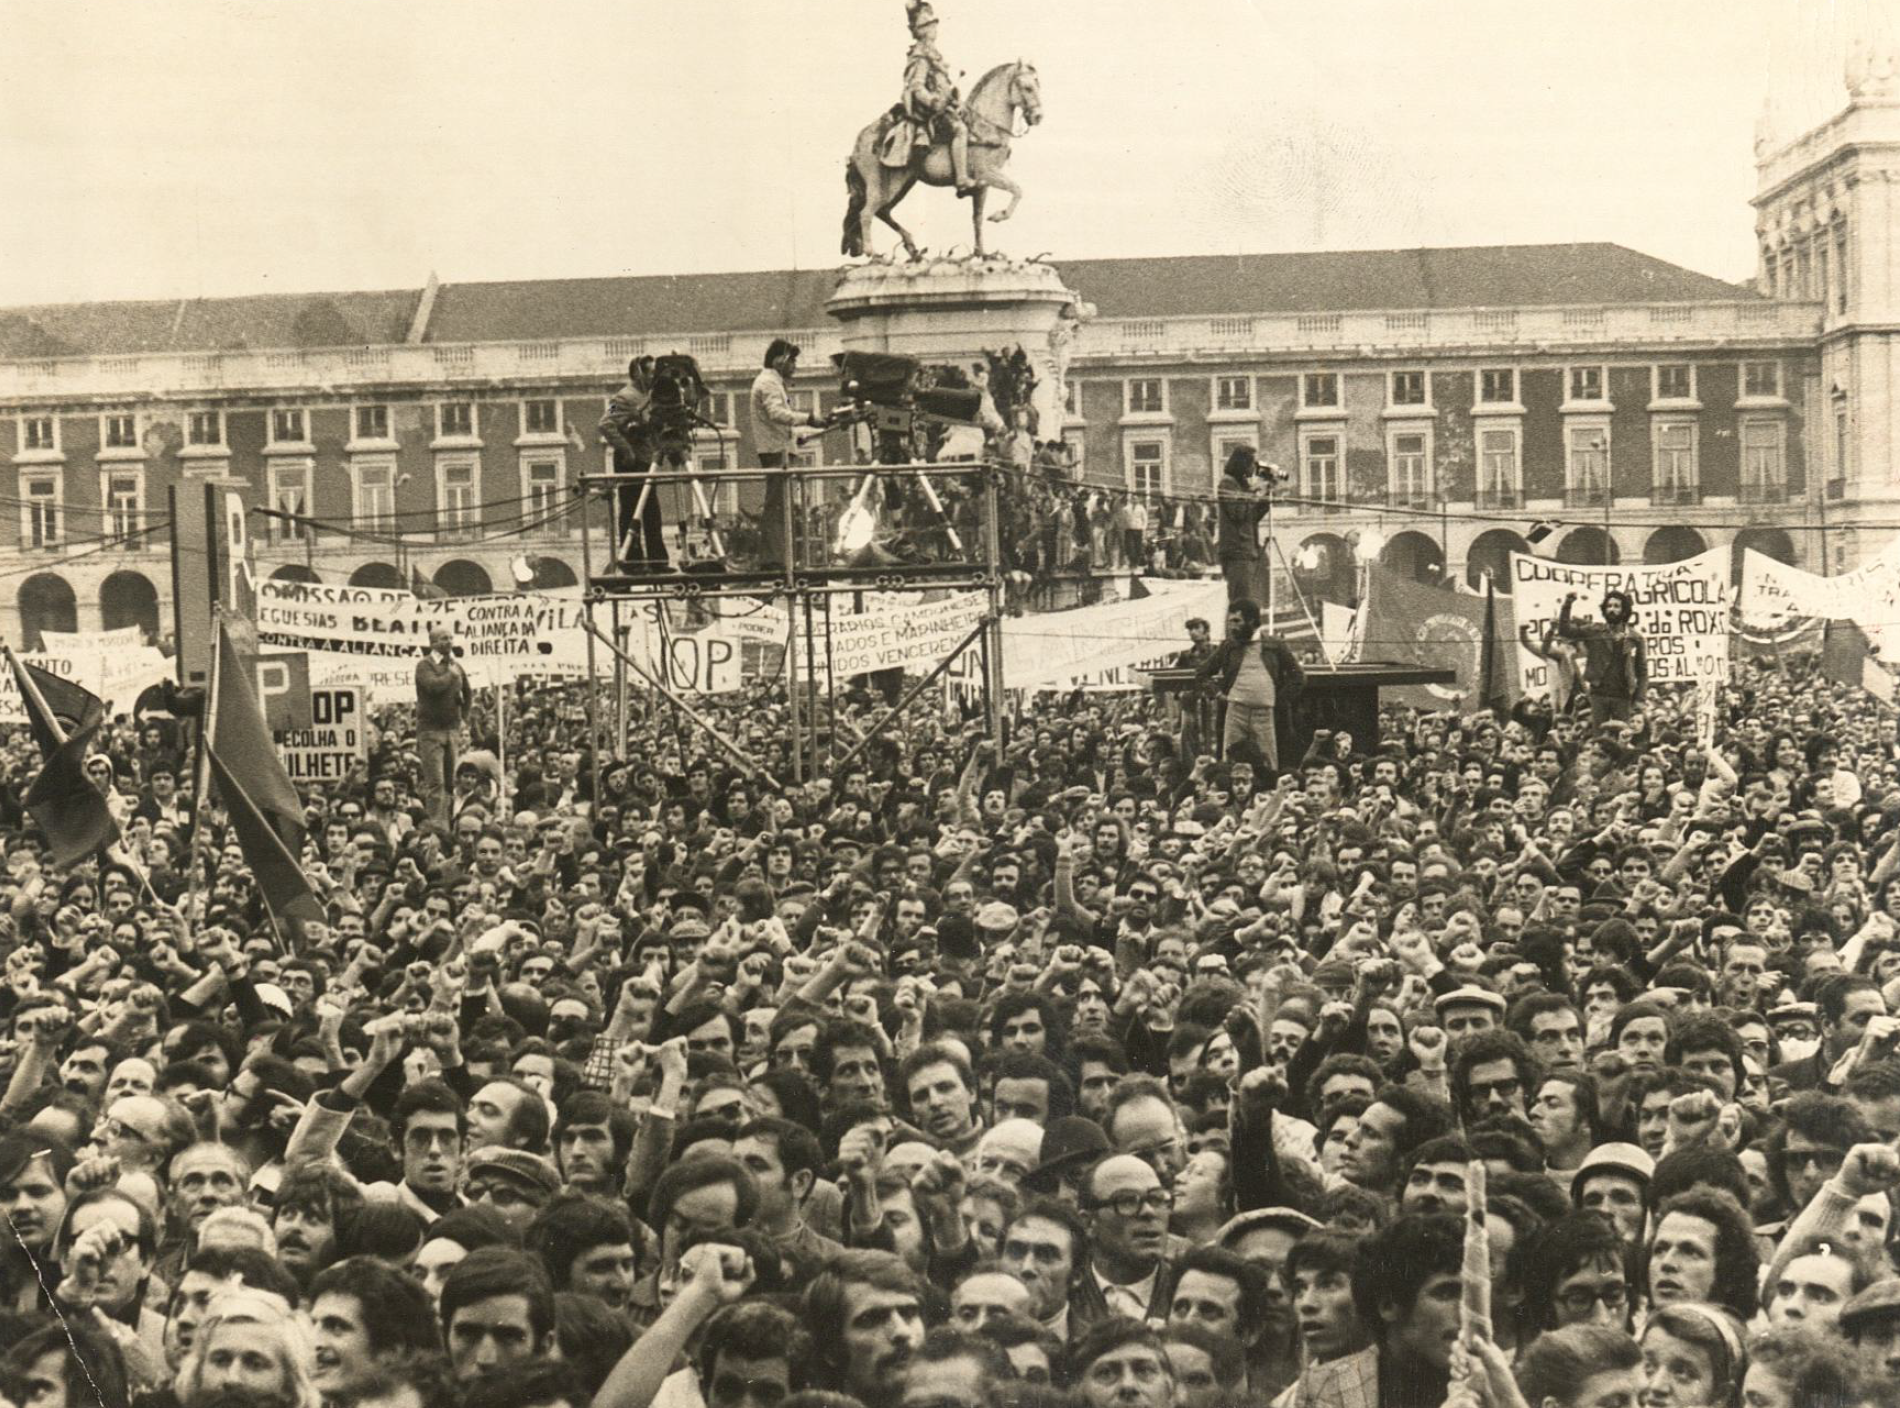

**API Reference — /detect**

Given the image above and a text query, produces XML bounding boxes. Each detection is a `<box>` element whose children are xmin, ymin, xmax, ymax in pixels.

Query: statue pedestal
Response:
<box><xmin>826</xmin><ymin>258</ymin><xmax>1086</xmax><ymax>434</ymax></box>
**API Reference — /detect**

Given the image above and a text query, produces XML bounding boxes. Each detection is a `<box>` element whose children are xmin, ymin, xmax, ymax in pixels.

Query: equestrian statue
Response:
<box><xmin>842</xmin><ymin>0</ymin><xmax>1042</xmax><ymax>261</ymax></box>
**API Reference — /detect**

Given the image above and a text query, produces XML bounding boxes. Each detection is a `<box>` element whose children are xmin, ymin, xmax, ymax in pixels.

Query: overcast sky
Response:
<box><xmin>0</xmin><ymin>0</ymin><xmax>1886</xmax><ymax>309</ymax></box>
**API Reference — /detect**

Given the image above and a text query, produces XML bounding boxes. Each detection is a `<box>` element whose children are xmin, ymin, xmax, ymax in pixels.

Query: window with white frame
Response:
<box><xmin>355</xmin><ymin>405</ymin><xmax>390</xmax><ymax>441</ymax></box>
<box><xmin>187</xmin><ymin>410</ymin><xmax>224</xmax><ymax>446</ymax></box>
<box><xmin>1741</xmin><ymin>419</ymin><xmax>1786</xmax><ymax>501</ymax></box>
<box><xmin>1302</xmin><ymin>373</ymin><xmax>1340</xmax><ymax>410</ymax></box>
<box><xmin>20</xmin><ymin>473</ymin><xmax>60</xmax><ymax>548</ymax></box>
<box><xmin>1743</xmin><ymin>361</ymin><xmax>1781</xmax><ymax>398</ymax></box>
<box><xmin>437</xmin><ymin>402</ymin><xmax>475</xmax><ymax>439</ymax></box>
<box><xmin>102</xmin><ymin>467</ymin><xmax>144</xmax><ymax>538</ymax></box>
<box><xmin>1654</xmin><ymin>364</ymin><xmax>1694</xmax><ymax>401</ymax></box>
<box><xmin>270</xmin><ymin>408</ymin><xmax>306</xmax><ymax>444</ymax></box>
<box><xmin>523</xmin><ymin>399</ymin><xmax>559</xmax><ymax>436</ymax></box>
<box><xmin>267</xmin><ymin>459</ymin><xmax>312</xmax><ymax>541</ymax></box>
<box><xmin>1126</xmin><ymin>379</ymin><xmax>1164</xmax><ymax>416</ymax></box>
<box><xmin>1835</xmin><ymin>222</ymin><xmax>1849</xmax><ymax>314</ymax></box>
<box><xmin>1215</xmin><ymin>376</ymin><xmax>1252</xmax><ymax>412</ymax></box>
<box><xmin>1390</xmin><ymin>371</ymin><xmax>1427</xmax><ymax>407</ymax></box>
<box><xmin>353</xmin><ymin>457</ymin><xmax>396</xmax><ymax>527</ymax></box>
<box><xmin>703</xmin><ymin>392</ymin><xmax>737</xmax><ymax>428</ymax></box>
<box><xmin>1568</xmin><ymin>366</ymin><xmax>1606</xmax><ymax>403</ymax></box>
<box><xmin>20</xmin><ymin>416</ymin><xmax>56</xmax><ymax>453</ymax></box>
<box><xmin>1127</xmin><ymin>438</ymin><xmax>1167</xmax><ymax>496</ymax></box>
<box><xmin>103</xmin><ymin>413</ymin><xmax>138</xmax><ymax>450</ymax></box>
<box><xmin>1211</xmin><ymin>430</ymin><xmax>1258</xmax><ymax>489</ymax></box>
<box><xmin>1302</xmin><ymin>432</ymin><xmax>1341</xmax><ymax>501</ymax></box>
<box><xmin>1653</xmin><ymin>420</ymin><xmax>1698</xmax><ymax>501</ymax></box>
<box><xmin>438</xmin><ymin>457</ymin><xmax>478</xmax><ymax>534</ymax></box>
<box><xmin>1565</xmin><ymin>424</ymin><xmax>1610</xmax><ymax>502</ymax></box>
<box><xmin>1479</xmin><ymin>368</ymin><xmax>1516</xmax><ymax>404</ymax></box>
<box><xmin>1061</xmin><ymin>427</ymin><xmax>1086</xmax><ymax>479</ymax></box>
<box><xmin>1064</xmin><ymin>380</ymin><xmax>1079</xmax><ymax>418</ymax></box>
<box><xmin>522</xmin><ymin>454</ymin><xmax>564</xmax><ymax>516</ymax></box>
<box><xmin>1478</xmin><ymin>427</ymin><xmax>1521</xmax><ymax>506</ymax></box>
<box><xmin>1389</xmin><ymin>430</ymin><xmax>1431</xmax><ymax>505</ymax></box>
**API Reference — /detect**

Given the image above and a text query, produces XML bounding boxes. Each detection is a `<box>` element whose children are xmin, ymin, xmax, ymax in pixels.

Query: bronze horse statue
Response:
<box><xmin>843</xmin><ymin>60</ymin><xmax>1042</xmax><ymax>260</ymax></box>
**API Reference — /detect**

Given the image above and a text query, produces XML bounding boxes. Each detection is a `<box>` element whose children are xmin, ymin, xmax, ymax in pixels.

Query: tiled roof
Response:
<box><xmin>1053</xmin><ymin>243</ymin><xmax>1760</xmax><ymax>316</ymax></box>
<box><xmin>426</xmin><ymin>269</ymin><xmax>839</xmax><ymax>343</ymax></box>
<box><xmin>0</xmin><ymin>289</ymin><xmax>421</xmax><ymax>359</ymax></box>
<box><xmin>0</xmin><ymin>243</ymin><xmax>1758</xmax><ymax>358</ymax></box>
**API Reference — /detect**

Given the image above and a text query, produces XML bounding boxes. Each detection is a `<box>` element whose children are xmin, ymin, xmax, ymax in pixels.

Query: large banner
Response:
<box><xmin>1738</xmin><ymin>545</ymin><xmax>1900</xmax><ymax>665</ymax></box>
<box><xmin>1509</xmin><ymin>549</ymin><xmax>1729</xmax><ymax>695</ymax></box>
<box><xmin>996</xmin><ymin>578</ymin><xmax>1230</xmax><ymax>693</ymax></box>
<box><xmin>0</xmin><ymin>646</ymin><xmax>172</xmax><ymax>724</ymax></box>
<box><xmin>1738</xmin><ymin>541</ymin><xmax>1900</xmax><ymax>631</ymax></box>
<box><xmin>257</xmin><ymin>580</ymin><xmax>593</xmax><ymax>700</ymax></box>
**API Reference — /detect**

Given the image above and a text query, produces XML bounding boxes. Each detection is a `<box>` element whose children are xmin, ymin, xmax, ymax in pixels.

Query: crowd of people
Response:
<box><xmin>0</xmin><ymin>613</ymin><xmax>1898</xmax><ymax>1408</ymax></box>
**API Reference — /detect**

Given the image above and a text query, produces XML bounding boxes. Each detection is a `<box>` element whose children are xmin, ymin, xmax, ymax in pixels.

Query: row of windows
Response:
<box><xmin>1119</xmin><ymin>361</ymin><xmax>1786</xmax><ymax>417</ymax></box>
<box><xmin>11</xmin><ymin>421</ymin><xmax>829</xmax><ymax>550</ymax></box>
<box><xmin>11</xmin><ymin>388</ymin><xmax>809</xmax><ymax>458</ymax></box>
<box><xmin>1118</xmin><ymin>416</ymin><xmax>1791</xmax><ymax>508</ymax></box>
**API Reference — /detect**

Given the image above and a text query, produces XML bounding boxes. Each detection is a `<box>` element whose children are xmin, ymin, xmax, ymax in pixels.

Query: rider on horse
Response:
<box><xmin>902</xmin><ymin>0</ymin><xmax>974</xmax><ymax>194</ymax></box>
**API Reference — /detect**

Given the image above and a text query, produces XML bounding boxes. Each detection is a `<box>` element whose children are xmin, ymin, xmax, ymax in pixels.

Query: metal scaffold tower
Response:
<box><xmin>575</xmin><ymin>458</ymin><xmax>1007</xmax><ymax>791</ymax></box>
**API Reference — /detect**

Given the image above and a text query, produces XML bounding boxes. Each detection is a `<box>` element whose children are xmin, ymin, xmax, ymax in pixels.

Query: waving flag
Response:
<box><xmin>3</xmin><ymin>650</ymin><xmax>118</xmax><ymax>867</ymax></box>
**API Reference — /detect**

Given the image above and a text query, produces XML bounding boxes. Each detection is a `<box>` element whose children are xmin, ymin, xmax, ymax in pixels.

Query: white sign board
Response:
<box><xmin>273</xmin><ymin>686</ymin><xmax>367</xmax><ymax>783</ymax></box>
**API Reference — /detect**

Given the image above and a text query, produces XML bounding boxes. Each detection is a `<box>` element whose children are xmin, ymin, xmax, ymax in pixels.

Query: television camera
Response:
<box><xmin>826</xmin><ymin>350</ymin><xmax>985</xmax><ymax>562</ymax></box>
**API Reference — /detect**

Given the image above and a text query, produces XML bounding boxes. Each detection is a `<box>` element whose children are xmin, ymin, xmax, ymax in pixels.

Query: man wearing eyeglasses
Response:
<box><xmin>1078</xmin><ymin>1154</ymin><xmax>1181</xmax><ymax>1324</ymax></box>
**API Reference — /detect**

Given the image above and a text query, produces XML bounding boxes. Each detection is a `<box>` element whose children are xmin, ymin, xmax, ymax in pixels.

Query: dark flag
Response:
<box><xmin>205</xmin><ymin>748</ymin><xmax>322</xmax><ymax>936</ymax></box>
<box><xmin>4</xmin><ymin>652</ymin><xmax>118</xmax><ymax>867</ymax></box>
<box><xmin>1478</xmin><ymin>575</ymin><xmax>1519</xmax><ymax>717</ymax></box>
<box><xmin>207</xmin><ymin>619</ymin><xmax>305</xmax><ymax>852</ymax></box>
<box><xmin>1360</xmin><ymin>565</ymin><xmax>1514</xmax><ymax>712</ymax></box>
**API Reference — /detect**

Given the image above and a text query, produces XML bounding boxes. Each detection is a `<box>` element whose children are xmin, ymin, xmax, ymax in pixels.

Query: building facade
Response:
<box><xmin>0</xmin><ymin>68</ymin><xmax>1889</xmax><ymax>648</ymax></box>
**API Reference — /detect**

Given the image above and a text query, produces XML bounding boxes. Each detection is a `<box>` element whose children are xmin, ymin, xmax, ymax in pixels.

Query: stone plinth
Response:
<box><xmin>826</xmin><ymin>258</ymin><xmax>1088</xmax><ymax>436</ymax></box>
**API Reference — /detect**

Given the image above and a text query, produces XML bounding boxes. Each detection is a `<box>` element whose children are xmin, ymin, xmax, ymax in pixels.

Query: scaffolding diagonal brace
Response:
<box><xmin>579</xmin><ymin>617</ymin><xmax>785</xmax><ymax>791</ymax></box>
<box><xmin>826</xmin><ymin>617</ymin><xmax>990</xmax><ymax>777</ymax></box>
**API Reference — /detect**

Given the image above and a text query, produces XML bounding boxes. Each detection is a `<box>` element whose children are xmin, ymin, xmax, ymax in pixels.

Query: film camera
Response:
<box><xmin>833</xmin><ymin>350</ymin><xmax>983</xmax><ymax>438</ymax></box>
<box><xmin>1226</xmin><ymin>443</ymin><xmax>1289</xmax><ymax>486</ymax></box>
<box><xmin>641</xmin><ymin>353</ymin><xmax>713</xmax><ymax>464</ymax></box>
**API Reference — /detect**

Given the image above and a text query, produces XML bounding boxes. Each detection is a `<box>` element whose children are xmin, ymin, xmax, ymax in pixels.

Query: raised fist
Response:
<box><xmin>837</xmin><ymin>1123</ymin><xmax>885</xmax><ymax>1182</ymax></box>
<box><xmin>1408</xmin><ymin>1025</ymin><xmax>1448</xmax><ymax>1068</ymax></box>
<box><xmin>678</xmin><ymin>1241</ymin><xmax>755</xmax><ymax>1305</ymax></box>
<box><xmin>1837</xmin><ymin>1142</ymin><xmax>1900</xmax><ymax>1199</ymax></box>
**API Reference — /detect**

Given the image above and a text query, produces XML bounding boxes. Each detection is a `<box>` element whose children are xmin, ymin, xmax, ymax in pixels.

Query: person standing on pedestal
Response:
<box><xmin>1197</xmin><ymin>598</ymin><xmax>1304</xmax><ymax>776</ymax></box>
<box><xmin>1173</xmin><ymin>617</ymin><xmax>1217</xmax><ymax>763</ymax></box>
<box><xmin>1557</xmin><ymin>589</ymin><xmax>1648</xmax><ymax>726</ymax></box>
<box><xmin>1217</xmin><ymin>446</ymin><xmax>1270</xmax><ymax>604</ymax></box>
<box><xmin>752</xmin><ymin>339</ymin><xmax>825</xmax><ymax>571</ymax></box>
<box><xmin>415</xmin><ymin>625</ymin><xmax>471</xmax><ymax>829</ymax></box>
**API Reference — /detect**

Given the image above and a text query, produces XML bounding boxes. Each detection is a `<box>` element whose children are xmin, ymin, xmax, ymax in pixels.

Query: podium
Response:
<box><xmin>1148</xmin><ymin>661</ymin><xmax>1458</xmax><ymax>763</ymax></box>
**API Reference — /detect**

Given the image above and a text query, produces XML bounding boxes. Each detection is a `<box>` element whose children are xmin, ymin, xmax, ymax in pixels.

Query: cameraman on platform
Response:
<box><xmin>752</xmin><ymin>338</ymin><xmax>826</xmax><ymax>571</ymax></box>
<box><xmin>1217</xmin><ymin>444</ymin><xmax>1272</xmax><ymax>603</ymax></box>
<box><xmin>599</xmin><ymin>355</ymin><xmax>667</xmax><ymax>571</ymax></box>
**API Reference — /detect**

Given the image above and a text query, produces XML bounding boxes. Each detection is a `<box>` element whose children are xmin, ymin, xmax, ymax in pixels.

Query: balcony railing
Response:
<box><xmin>1474</xmin><ymin>487</ymin><xmax>1522</xmax><ymax>510</ymax></box>
<box><xmin>1387</xmin><ymin>488</ymin><xmax>1436</xmax><ymax>511</ymax></box>
<box><xmin>1651</xmin><ymin>480</ymin><xmax>1701</xmax><ymax>506</ymax></box>
<box><xmin>1739</xmin><ymin>479</ymin><xmax>1789</xmax><ymax>505</ymax></box>
<box><xmin>1565</xmin><ymin>484</ymin><xmax>1611</xmax><ymax>508</ymax></box>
